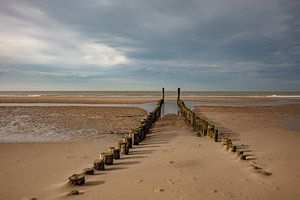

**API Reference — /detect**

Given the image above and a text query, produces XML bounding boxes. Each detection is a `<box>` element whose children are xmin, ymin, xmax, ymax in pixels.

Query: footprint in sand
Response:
<box><xmin>80</xmin><ymin>155</ymin><xmax>89</xmax><ymax>159</ymax></box>
<box><xmin>154</xmin><ymin>188</ymin><xmax>165</xmax><ymax>193</ymax></box>
<box><xmin>167</xmin><ymin>178</ymin><xmax>181</xmax><ymax>185</ymax></box>
<box><xmin>162</xmin><ymin>148</ymin><xmax>174</xmax><ymax>153</ymax></box>
<box><xmin>167</xmin><ymin>160</ymin><xmax>176</xmax><ymax>164</ymax></box>
<box><xmin>137</xmin><ymin>179</ymin><xmax>143</xmax><ymax>183</ymax></box>
<box><xmin>66</xmin><ymin>155</ymin><xmax>75</xmax><ymax>159</ymax></box>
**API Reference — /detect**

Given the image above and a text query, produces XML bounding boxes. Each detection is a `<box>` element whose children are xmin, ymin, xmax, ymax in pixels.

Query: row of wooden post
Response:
<box><xmin>130</xmin><ymin>98</ymin><xmax>164</xmax><ymax>145</ymax></box>
<box><xmin>69</xmin><ymin>98</ymin><xmax>164</xmax><ymax>186</ymax></box>
<box><xmin>176</xmin><ymin>88</ymin><xmax>246</xmax><ymax>160</ymax></box>
<box><xmin>221</xmin><ymin>137</ymin><xmax>247</xmax><ymax>160</ymax></box>
<box><xmin>177</xmin><ymin>98</ymin><xmax>218</xmax><ymax>142</ymax></box>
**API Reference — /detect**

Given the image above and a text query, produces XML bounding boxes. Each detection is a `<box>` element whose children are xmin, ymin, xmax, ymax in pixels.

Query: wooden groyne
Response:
<box><xmin>177</xmin><ymin>98</ymin><xmax>219</xmax><ymax>142</ymax></box>
<box><xmin>176</xmin><ymin>88</ymin><xmax>251</xmax><ymax>161</ymax></box>
<box><xmin>130</xmin><ymin>98</ymin><xmax>164</xmax><ymax>145</ymax></box>
<box><xmin>68</xmin><ymin>89</ymin><xmax>165</xmax><ymax>188</ymax></box>
<box><xmin>176</xmin><ymin>89</ymin><xmax>271</xmax><ymax>176</ymax></box>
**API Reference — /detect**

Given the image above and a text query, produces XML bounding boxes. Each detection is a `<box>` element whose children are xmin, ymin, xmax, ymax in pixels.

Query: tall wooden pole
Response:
<box><xmin>162</xmin><ymin>87</ymin><xmax>165</xmax><ymax>101</ymax></box>
<box><xmin>177</xmin><ymin>88</ymin><xmax>180</xmax><ymax>100</ymax></box>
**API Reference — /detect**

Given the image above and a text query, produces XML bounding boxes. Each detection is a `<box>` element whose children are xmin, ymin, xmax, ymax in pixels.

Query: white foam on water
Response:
<box><xmin>266</xmin><ymin>95</ymin><xmax>300</xmax><ymax>98</ymax></box>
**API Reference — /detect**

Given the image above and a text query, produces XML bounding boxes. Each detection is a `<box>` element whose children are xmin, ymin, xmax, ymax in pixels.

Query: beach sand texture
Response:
<box><xmin>0</xmin><ymin>106</ymin><xmax>147</xmax><ymax>142</ymax></box>
<box><xmin>0</xmin><ymin>99</ymin><xmax>300</xmax><ymax>199</ymax></box>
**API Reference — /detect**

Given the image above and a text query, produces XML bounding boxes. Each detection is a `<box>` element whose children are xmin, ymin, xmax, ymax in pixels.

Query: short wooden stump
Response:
<box><xmin>93</xmin><ymin>159</ymin><xmax>105</xmax><ymax>170</ymax></box>
<box><xmin>126</xmin><ymin>136</ymin><xmax>133</xmax><ymax>148</ymax></box>
<box><xmin>100</xmin><ymin>152</ymin><xmax>114</xmax><ymax>165</ymax></box>
<box><xmin>82</xmin><ymin>168</ymin><xmax>94</xmax><ymax>175</ymax></box>
<box><xmin>119</xmin><ymin>141</ymin><xmax>129</xmax><ymax>155</ymax></box>
<box><xmin>109</xmin><ymin>147</ymin><xmax>120</xmax><ymax>159</ymax></box>
<box><xmin>69</xmin><ymin>174</ymin><xmax>85</xmax><ymax>185</ymax></box>
<box><xmin>131</xmin><ymin>132</ymin><xmax>140</xmax><ymax>145</ymax></box>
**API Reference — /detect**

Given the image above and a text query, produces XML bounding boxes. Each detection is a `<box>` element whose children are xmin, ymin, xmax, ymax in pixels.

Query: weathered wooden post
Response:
<box><xmin>82</xmin><ymin>168</ymin><xmax>94</xmax><ymax>175</ymax></box>
<box><xmin>100</xmin><ymin>152</ymin><xmax>114</xmax><ymax>165</ymax></box>
<box><xmin>119</xmin><ymin>140</ymin><xmax>129</xmax><ymax>155</ymax></box>
<box><xmin>131</xmin><ymin>130</ymin><xmax>140</xmax><ymax>145</ymax></box>
<box><xmin>214</xmin><ymin>129</ymin><xmax>219</xmax><ymax>142</ymax></box>
<box><xmin>177</xmin><ymin>88</ymin><xmax>181</xmax><ymax>100</ymax></box>
<box><xmin>126</xmin><ymin>136</ymin><xmax>133</xmax><ymax>148</ymax></box>
<box><xmin>231</xmin><ymin>145</ymin><xmax>237</xmax><ymax>152</ymax></box>
<box><xmin>93</xmin><ymin>159</ymin><xmax>105</xmax><ymax>170</ymax></box>
<box><xmin>109</xmin><ymin>147</ymin><xmax>120</xmax><ymax>159</ymax></box>
<box><xmin>162</xmin><ymin>87</ymin><xmax>165</xmax><ymax>102</ymax></box>
<box><xmin>123</xmin><ymin>138</ymin><xmax>130</xmax><ymax>154</ymax></box>
<box><xmin>69</xmin><ymin>174</ymin><xmax>85</xmax><ymax>185</ymax></box>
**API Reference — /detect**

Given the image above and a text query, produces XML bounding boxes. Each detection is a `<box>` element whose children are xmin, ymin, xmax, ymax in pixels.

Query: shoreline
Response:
<box><xmin>1</xmin><ymin>96</ymin><xmax>298</xmax><ymax>104</ymax></box>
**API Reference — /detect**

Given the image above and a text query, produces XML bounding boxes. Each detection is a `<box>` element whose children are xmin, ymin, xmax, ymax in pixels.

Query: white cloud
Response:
<box><xmin>0</xmin><ymin>3</ymin><xmax>128</xmax><ymax>67</ymax></box>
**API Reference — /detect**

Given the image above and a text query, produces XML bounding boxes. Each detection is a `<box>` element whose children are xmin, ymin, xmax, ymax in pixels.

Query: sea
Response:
<box><xmin>0</xmin><ymin>91</ymin><xmax>300</xmax><ymax>98</ymax></box>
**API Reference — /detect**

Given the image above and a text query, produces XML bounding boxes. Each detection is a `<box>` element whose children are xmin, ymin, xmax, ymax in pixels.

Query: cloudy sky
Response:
<box><xmin>0</xmin><ymin>0</ymin><xmax>299</xmax><ymax>91</ymax></box>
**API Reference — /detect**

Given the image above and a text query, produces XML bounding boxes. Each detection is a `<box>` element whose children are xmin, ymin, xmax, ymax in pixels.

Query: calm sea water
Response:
<box><xmin>0</xmin><ymin>91</ymin><xmax>300</xmax><ymax>98</ymax></box>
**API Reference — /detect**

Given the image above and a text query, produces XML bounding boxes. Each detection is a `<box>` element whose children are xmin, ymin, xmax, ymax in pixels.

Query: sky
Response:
<box><xmin>0</xmin><ymin>0</ymin><xmax>299</xmax><ymax>91</ymax></box>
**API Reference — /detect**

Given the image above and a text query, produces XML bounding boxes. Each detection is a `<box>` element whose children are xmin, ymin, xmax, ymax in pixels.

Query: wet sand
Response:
<box><xmin>182</xmin><ymin>97</ymin><xmax>274</xmax><ymax>102</ymax></box>
<box><xmin>0</xmin><ymin>106</ymin><xmax>147</xmax><ymax>142</ymax></box>
<box><xmin>0</xmin><ymin>97</ymin><xmax>158</xmax><ymax>104</ymax></box>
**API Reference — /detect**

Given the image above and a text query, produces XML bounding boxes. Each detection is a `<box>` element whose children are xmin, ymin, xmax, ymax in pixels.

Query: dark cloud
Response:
<box><xmin>0</xmin><ymin>0</ymin><xmax>299</xmax><ymax>90</ymax></box>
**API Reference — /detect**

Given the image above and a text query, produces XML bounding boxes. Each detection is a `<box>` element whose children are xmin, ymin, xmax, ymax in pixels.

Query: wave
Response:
<box><xmin>266</xmin><ymin>95</ymin><xmax>300</xmax><ymax>98</ymax></box>
<box><xmin>27</xmin><ymin>94</ymin><xmax>42</xmax><ymax>97</ymax></box>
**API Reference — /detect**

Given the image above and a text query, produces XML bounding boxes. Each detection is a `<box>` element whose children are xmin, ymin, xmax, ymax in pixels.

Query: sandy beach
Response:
<box><xmin>0</xmin><ymin>98</ymin><xmax>300</xmax><ymax>199</ymax></box>
<box><xmin>0</xmin><ymin>106</ymin><xmax>147</xmax><ymax>199</ymax></box>
<box><xmin>2</xmin><ymin>0</ymin><xmax>300</xmax><ymax>199</ymax></box>
<box><xmin>194</xmin><ymin>104</ymin><xmax>300</xmax><ymax>199</ymax></box>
